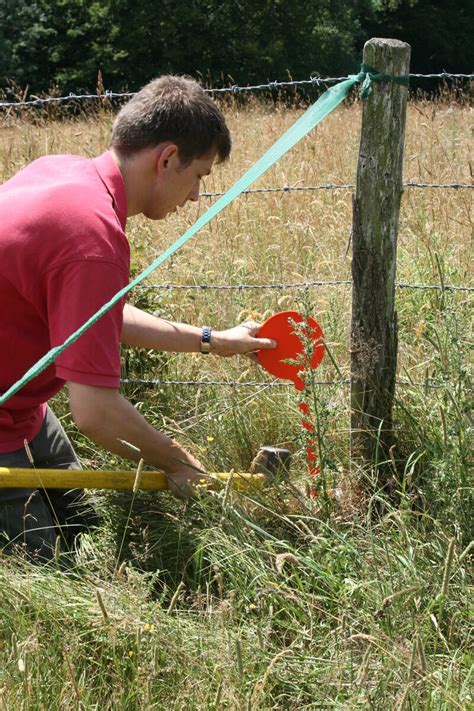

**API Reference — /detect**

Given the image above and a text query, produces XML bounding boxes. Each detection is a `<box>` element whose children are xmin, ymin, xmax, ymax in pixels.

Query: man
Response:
<box><xmin>0</xmin><ymin>75</ymin><xmax>276</xmax><ymax>561</ymax></box>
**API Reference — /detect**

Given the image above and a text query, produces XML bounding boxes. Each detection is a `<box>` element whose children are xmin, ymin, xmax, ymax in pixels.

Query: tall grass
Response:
<box><xmin>0</xmin><ymin>89</ymin><xmax>472</xmax><ymax>708</ymax></box>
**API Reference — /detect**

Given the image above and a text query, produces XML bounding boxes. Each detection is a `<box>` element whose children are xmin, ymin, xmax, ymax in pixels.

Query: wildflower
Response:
<box><xmin>206</xmin><ymin>436</ymin><xmax>215</xmax><ymax>443</ymax></box>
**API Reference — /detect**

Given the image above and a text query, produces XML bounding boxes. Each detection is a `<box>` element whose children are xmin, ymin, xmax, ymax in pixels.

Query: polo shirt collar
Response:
<box><xmin>92</xmin><ymin>151</ymin><xmax>128</xmax><ymax>230</ymax></box>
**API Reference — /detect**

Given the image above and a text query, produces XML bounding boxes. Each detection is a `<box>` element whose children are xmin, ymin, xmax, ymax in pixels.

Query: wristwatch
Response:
<box><xmin>200</xmin><ymin>326</ymin><xmax>212</xmax><ymax>354</ymax></box>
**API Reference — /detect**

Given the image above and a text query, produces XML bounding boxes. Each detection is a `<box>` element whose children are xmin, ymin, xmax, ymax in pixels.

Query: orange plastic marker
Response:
<box><xmin>256</xmin><ymin>311</ymin><xmax>325</xmax><ymax>494</ymax></box>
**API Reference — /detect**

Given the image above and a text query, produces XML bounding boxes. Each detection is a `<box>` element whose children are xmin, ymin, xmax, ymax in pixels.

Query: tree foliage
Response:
<box><xmin>363</xmin><ymin>0</ymin><xmax>474</xmax><ymax>74</ymax></box>
<box><xmin>0</xmin><ymin>0</ymin><xmax>55</xmax><ymax>89</ymax></box>
<box><xmin>0</xmin><ymin>0</ymin><xmax>471</xmax><ymax>93</ymax></box>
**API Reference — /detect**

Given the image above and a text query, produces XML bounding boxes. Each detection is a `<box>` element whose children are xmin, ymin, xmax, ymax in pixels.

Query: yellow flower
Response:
<box><xmin>206</xmin><ymin>436</ymin><xmax>215</xmax><ymax>443</ymax></box>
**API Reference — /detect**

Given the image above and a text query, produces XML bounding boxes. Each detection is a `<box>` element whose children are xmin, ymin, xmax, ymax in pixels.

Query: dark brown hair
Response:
<box><xmin>110</xmin><ymin>75</ymin><xmax>231</xmax><ymax>164</ymax></box>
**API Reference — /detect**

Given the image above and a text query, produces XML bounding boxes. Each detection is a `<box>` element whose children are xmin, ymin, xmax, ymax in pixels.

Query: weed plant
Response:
<box><xmin>0</xmin><ymin>89</ymin><xmax>472</xmax><ymax>708</ymax></box>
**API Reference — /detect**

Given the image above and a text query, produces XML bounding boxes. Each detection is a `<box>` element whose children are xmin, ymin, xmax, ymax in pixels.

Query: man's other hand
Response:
<box><xmin>211</xmin><ymin>321</ymin><xmax>276</xmax><ymax>361</ymax></box>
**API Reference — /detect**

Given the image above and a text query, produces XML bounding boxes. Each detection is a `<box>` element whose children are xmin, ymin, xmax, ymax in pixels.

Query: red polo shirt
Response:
<box><xmin>0</xmin><ymin>151</ymin><xmax>130</xmax><ymax>452</ymax></box>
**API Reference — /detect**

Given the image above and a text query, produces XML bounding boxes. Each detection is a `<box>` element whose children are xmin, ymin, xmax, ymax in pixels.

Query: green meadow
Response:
<box><xmin>0</xmin><ymin>89</ymin><xmax>472</xmax><ymax>709</ymax></box>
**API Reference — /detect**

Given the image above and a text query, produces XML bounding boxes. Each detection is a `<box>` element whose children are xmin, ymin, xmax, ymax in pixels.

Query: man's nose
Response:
<box><xmin>187</xmin><ymin>182</ymin><xmax>200</xmax><ymax>202</ymax></box>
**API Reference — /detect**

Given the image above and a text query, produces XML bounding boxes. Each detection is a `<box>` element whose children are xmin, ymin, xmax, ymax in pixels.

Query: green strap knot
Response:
<box><xmin>355</xmin><ymin>64</ymin><xmax>410</xmax><ymax>99</ymax></box>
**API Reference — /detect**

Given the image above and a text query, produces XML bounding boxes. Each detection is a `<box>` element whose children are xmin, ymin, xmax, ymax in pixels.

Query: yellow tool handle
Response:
<box><xmin>0</xmin><ymin>468</ymin><xmax>265</xmax><ymax>492</ymax></box>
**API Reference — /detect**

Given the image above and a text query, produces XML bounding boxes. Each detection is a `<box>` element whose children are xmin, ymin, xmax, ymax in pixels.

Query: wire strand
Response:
<box><xmin>1</xmin><ymin>72</ymin><xmax>472</xmax><ymax>109</ymax></box>
<box><xmin>121</xmin><ymin>377</ymin><xmax>471</xmax><ymax>391</ymax></box>
<box><xmin>199</xmin><ymin>181</ymin><xmax>473</xmax><ymax>197</ymax></box>
<box><xmin>136</xmin><ymin>280</ymin><xmax>473</xmax><ymax>293</ymax></box>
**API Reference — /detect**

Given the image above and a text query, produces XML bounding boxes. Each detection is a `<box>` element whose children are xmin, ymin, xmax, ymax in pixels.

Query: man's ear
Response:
<box><xmin>156</xmin><ymin>143</ymin><xmax>179</xmax><ymax>175</ymax></box>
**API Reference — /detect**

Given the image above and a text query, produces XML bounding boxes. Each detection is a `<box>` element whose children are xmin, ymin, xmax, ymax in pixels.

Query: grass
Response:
<box><xmin>0</xmin><ymin>88</ymin><xmax>472</xmax><ymax>708</ymax></box>
<box><xmin>0</xmin><ymin>492</ymin><xmax>472</xmax><ymax>708</ymax></box>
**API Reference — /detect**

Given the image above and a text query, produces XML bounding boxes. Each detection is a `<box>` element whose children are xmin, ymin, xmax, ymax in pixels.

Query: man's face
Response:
<box><xmin>145</xmin><ymin>148</ymin><xmax>216</xmax><ymax>220</ymax></box>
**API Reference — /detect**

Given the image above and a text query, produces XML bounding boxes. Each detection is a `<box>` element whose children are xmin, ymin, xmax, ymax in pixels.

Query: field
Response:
<box><xmin>0</xmin><ymin>88</ymin><xmax>472</xmax><ymax>709</ymax></box>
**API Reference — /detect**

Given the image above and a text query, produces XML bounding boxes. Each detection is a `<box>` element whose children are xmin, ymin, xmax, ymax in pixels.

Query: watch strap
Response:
<box><xmin>200</xmin><ymin>326</ymin><xmax>212</xmax><ymax>354</ymax></box>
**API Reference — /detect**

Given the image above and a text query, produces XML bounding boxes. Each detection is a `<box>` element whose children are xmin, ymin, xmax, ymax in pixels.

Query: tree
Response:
<box><xmin>360</xmin><ymin>0</ymin><xmax>474</xmax><ymax>74</ymax></box>
<box><xmin>1</xmin><ymin>0</ymin><xmax>471</xmax><ymax>94</ymax></box>
<box><xmin>0</xmin><ymin>0</ymin><xmax>55</xmax><ymax>91</ymax></box>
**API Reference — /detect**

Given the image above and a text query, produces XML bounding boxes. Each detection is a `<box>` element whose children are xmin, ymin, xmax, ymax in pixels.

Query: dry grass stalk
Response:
<box><xmin>440</xmin><ymin>537</ymin><xmax>456</xmax><ymax>598</ymax></box>
<box><xmin>132</xmin><ymin>458</ymin><xmax>144</xmax><ymax>494</ymax></box>
<box><xmin>166</xmin><ymin>580</ymin><xmax>185</xmax><ymax>615</ymax></box>
<box><xmin>95</xmin><ymin>587</ymin><xmax>109</xmax><ymax>621</ymax></box>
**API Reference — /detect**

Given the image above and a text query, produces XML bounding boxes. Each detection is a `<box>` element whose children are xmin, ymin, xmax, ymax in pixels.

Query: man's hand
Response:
<box><xmin>68</xmin><ymin>382</ymin><xmax>205</xmax><ymax>499</ymax></box>
<box><xmin>211</xmin><ymin>321</ymin><xmax>276</xmax><ymax>361</ymax></box>
<box><xmin>164</xmin><ymin>460</ymin><xmax>206</xmax><ymax>499</ymax></box>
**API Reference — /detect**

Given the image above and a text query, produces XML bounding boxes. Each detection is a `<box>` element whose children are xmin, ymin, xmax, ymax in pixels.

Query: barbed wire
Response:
<box><xmin>200</xmin><ymin>181</ymin><xmax>472</xmax><ymax>197</ymax></box>
<box><xmin>121</xmin><ymin>377</ymin><xmax>471</xmax><ymax>391</ymax></box>
<box><xmin>216</xmin><ymin>71</ymin><xmax>473</xmax><ymax>92</ymax></box>
<box><xmin>0</xmin><ymin>72</ymin><xmax>472</xmax><ymax>109</ymax></box>
<box><xmin>407</xmin><ymin>72</ymin><xmax>474</xmax><ymax>79</ymax></box>
<box><xmin>136</xmin><ymin>280</ymin><xmax>473</xmax><ymax>293</ymax></box>
<box><xmin>207</xmin><ymin>76</ymin><xmax>349</xmax><ymax>93</ymax></box>
<box><xmin>202</xmin><ymin>183</ymin><xmax>355</xmax><ymax>196</ymax></box>
<box><xmin>404</xmin><ymin>181</ymin><xmax>473</xmax><ymax>189</ymax></box>
<box><xmin>396</xmin><ymin>282</ymin><xmax>473</xmax><ymax>292</ymax></box>
<box><xmin>122</xmin><ymin>378</ymin><xmax>318</xmax><ymax>388</ymax></box>
<box><xmin>137</xmin><ymin>279</ymin><xmax>351</xmax><ymax>291</ymax></box>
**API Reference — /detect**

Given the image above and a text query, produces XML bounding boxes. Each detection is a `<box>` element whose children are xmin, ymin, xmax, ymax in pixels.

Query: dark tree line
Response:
<box><xmin>0</xmin><ymin>0</ymin><xmax>472</xmax><ymax>95</ymax></box>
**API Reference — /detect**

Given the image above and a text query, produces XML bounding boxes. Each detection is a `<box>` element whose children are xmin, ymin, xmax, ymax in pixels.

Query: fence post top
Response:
<box><xmin>365</xmin><ymin>37</ymin><xmax>411</xmax><ymax>51</ymax></box>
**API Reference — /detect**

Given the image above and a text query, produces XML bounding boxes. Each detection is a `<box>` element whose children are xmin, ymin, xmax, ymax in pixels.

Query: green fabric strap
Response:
<box><xmin>0</xmin><ymin>66</ymin><xmax>407</xmax><ymax>406</ymax></box>
<box><xmin>358</xmin><ymin>63</ymin><xmax>410</xmax><ymax>98</ymax></box>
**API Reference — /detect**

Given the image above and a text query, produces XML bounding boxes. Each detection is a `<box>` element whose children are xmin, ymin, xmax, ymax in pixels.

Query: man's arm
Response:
<box><xmin>67</xmin><ymin>381</ymin><xmax>203</xmax><ymax>497</ymax></box>
<box><xmin>122</xmin><ymin>303</ymin><xmax>276</xmax><ymax>357</ymax></box>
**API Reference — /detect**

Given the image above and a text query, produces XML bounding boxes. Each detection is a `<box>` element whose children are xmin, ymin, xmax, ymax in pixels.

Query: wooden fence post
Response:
<box><xmin>350</xmin><ymin>38</ymin><xmax>411</xmax><ymax>477</ymax></box>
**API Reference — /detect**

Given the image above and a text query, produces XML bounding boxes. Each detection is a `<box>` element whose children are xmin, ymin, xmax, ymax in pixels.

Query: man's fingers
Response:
<box><xmin>166</xmin><ymin>477</ymin><xmax>196</xmax><ymax>499</ymax></box>
<box><xmin>241</xmin><ymin>320</ymin><xmax>260</xmax><ymax>330</ymax></box>
<box><xmin>213</xmin><ymin>324</ymin><xmax>277</xmax><ymax>357</ymax></box>
<box><xmin>240</xmin><ymin>323</ymin><xmax>276</xmax><ymax>350</ymax></box>
<box><xmin>253</xmin><ymin>338</ymin><xmax>277</xmax><ymax>350</ymax></box>
<box><xmin>164</xmin><ymin>458</ymin><xmax>208</xmax><ymax>499</ymax></box>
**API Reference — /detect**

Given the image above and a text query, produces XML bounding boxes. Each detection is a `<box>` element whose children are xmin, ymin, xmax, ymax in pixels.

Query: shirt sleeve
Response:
<box><xmin>40</xmin><ymin>259</ymin><xmax>128</xmax><ymax>387</ymax></box>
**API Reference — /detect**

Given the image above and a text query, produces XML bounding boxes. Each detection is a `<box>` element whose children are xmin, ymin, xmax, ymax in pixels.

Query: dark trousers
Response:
<box><xmin>0</xmin><ymin>407</ymin><xmax>97</xmax><ymax>562</ymax></box>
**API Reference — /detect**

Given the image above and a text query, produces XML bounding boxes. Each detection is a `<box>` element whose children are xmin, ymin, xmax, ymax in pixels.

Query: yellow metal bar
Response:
<box><xmin>0</xmin><ymin>468</ymin><xmax>265</xmax><ymax>492</ymax></box>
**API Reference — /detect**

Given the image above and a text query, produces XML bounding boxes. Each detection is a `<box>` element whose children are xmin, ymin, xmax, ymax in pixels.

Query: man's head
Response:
<box><xmin>110</xmin><ymin>75</ymin><xmax>231</xmax><ymax>166</ymax></box>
